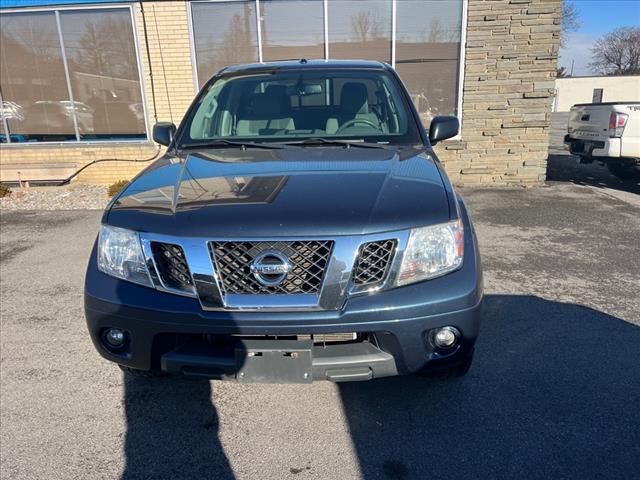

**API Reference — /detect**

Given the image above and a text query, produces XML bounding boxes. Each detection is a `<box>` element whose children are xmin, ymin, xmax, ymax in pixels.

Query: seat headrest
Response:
<box><xmin>340</xmin><ymin>82</ymin><xmax>369</xmax><ymax>114</ymax></box>
<box><xmin>243</xmin><ymin>86</ymin><xmax>290</xmax><ymax>118</ymax></box>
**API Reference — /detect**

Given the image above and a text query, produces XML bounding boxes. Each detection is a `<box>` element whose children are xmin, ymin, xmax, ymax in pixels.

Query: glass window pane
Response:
<box><xmin>59</xmin><ymin>8</ymin><xmax>145</xmax><ymax>140</ymax></box>
<box><xmin>0</xmin><ymin>12</ymin><xmax>76</xmax><ymax>142</ymax></box>
<box><xmin>192</xmin><ymin>1</ymin><xmax>259</xmax><ymax>87</ymax></box>
<box><xmin>327</xmin><ymin>0</ymin><xmax>392</xmax><ymax>63</ymax></box>
<box><xmin>396</xmin><ymin>0</ymin><xmax>462</xmax><ymax>124</ymax></box>
<box><xmin>184</xmin><ymin>69</ymin><xmax>416</xmax><ymax>144</ymax></box>
<box><xmin>260</xmin><ymin>0</ymin><xmax>324</xmax><ymax>62</ymax></box>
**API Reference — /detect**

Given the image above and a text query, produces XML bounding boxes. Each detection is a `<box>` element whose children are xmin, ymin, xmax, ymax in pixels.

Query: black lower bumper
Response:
<box><xmin>160</xmin><ymin>339</ymin><xmax>398</xmax><ymax>382</ymax></box>
<box><xmin>85</xmin><ymin>284</ymin><xmax>481</xmax><ymax>381</ymax></box>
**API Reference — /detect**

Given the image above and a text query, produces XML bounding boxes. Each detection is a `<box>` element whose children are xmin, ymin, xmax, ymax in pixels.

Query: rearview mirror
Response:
<box><xmin>153</xmin><ymin>122</ymin><xmax>176</xmax><ymax>146</ymax></box>
<box><xmin>429</xmin><ymin>116</ymin><xmax>459</xmax><ymax>145</ymax></box>
<box><xmin>285</xmin><ymin>83</ymin><xmax>323</xmax><ymax>96</ymax></box>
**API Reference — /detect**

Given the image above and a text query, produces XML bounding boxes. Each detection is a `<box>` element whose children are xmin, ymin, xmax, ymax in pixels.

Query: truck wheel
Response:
<box><xmin>416</xmin><ymin>350</ymin><xmax>474</xmax><ymax>380</ymax></box>
<box><xmin>119</xmin><ymin>365</ymin><xmax>166</xmax><ymax>378</ymax></box>
<box><xmin>607</xmin><ymin>162</ymin><xmax>640</xmax><ymax>181</ymax></box>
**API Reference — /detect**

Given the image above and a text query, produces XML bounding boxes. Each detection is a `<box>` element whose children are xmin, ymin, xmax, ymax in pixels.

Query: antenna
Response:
<box><xmin>139</xmin><ymin>1</ymin><xmax>158</xmax><ymax>124</ymax></box>
<box><xmin>152</xmin><ymin>4</ymin><xmax>174</xmax><ymax>124</ymax></box>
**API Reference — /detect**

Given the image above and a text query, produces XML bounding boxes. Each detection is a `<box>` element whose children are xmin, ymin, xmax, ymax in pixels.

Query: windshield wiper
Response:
<box><xmin>179</xmin><ymin>139</ymin><xmax>285</xmax><ymax>150</ymax></box>
<box><xmin>279</xmin><ymin>138</ymin><xmax>387</xmax><ymax>149</ymax></box>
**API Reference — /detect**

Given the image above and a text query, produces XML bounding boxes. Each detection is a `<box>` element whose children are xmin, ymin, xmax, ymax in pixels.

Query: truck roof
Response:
<box><xmin>219</xmin><ymin>59</ymin><xmax>390</xmax><ymax>75</ymax></box>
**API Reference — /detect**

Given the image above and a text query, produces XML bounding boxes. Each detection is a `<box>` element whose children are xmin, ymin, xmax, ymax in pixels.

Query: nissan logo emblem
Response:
<box><xmin>250</xmin><ymin>250</ymin><xmax>292</xmax><ymax>286</ymax></box>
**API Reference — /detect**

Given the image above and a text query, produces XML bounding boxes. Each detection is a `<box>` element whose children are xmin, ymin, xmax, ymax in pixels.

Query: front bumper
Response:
<box><xmin>85</xmin><ymin>244</ymin><xmax>482</xmax><ymax>382</ymax></box>
<box><xmin>85</xmin><ymin>202</ymin><xmax>482</xmax><ymax>382</ymax></box>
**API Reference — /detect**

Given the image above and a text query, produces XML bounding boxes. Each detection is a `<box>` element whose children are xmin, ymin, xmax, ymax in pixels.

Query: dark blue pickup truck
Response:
<box><xmin>84</xmin><ymin>60</ymin><xmax>482</xmax><ymax>383</ymax></box>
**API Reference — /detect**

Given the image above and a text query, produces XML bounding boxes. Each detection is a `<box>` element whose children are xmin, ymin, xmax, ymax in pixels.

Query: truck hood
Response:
<box><xmin>106</xmin><ymin>147</ymin><xmax>451</xmax><ymax>237</ymax></box>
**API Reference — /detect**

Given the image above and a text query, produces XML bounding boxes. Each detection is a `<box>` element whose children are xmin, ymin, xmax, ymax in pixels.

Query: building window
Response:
<box><xmin>396</xmin><ymin>0</ymin><xmax>464</xmax><ymax>123</ymax></box>
<box><xmin>327</xmin><ymin>0</ymin><xmax>392</xmax><ymax>64</ymax></box>
<box><xmin>190</xmin><ymin>0</ymin><xmax>464</xmax><ymax>126</ymax></box>
<box><xmin>260</xmin><ymin>0</ymin><xmax>324</xmax><ymax>63</ymax></box>
<box><xmin>191</xmin><ymin>0</ymin><xmax>259</xmax><ymax>87</ymax></box>
<box><xmin>0</xmin><ymin>7</ymin><xmax>146</xmax><ymax>144</ymax></box>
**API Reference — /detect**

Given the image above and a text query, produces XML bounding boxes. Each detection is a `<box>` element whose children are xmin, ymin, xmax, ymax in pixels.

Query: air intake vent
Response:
<box><xmin>151</xmin><ymin>242</ymin><xmax>194</xmax><ymax>291</ymax></box>
<box><xmin>352</xmin><ymin>239</ymin><xmax>397</xmax><ymax>288</ymax></box>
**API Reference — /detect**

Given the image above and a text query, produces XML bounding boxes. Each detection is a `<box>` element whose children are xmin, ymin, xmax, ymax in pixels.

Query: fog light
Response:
<box><xmin>104</xmin><ymin>328</ymin><xmax>126</xmax><ymax>348</ymax></box>
<box><xmin>433</xmin><ymin>326</ymin><xmax>459</xmax><ymax>349</ymax></box>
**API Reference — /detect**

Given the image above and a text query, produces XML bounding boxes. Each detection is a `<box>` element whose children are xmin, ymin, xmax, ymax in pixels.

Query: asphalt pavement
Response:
<box><xmin>1</xmin><ymin>155</ymin><xmax>639</xmax><ymax>479</ymax></box>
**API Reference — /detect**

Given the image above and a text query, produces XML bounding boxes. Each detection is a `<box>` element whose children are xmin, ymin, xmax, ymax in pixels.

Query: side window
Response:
<box><xmin>190</xmin><ymin>79</ymin><xmax>228</xmax><ymax>139</ymax></box>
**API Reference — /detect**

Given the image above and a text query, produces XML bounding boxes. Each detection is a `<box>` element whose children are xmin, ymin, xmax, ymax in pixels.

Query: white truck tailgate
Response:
<box><xmin>567</xmin><ymin>105</ymin><xmax>611</xmax><ymax>142</ymax></box>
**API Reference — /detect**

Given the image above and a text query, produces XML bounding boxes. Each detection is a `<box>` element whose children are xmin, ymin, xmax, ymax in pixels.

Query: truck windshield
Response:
<box><xmin>179</xmin><ymin>69</ymin><xmax>421</xmax><ymax>147</ymax></box>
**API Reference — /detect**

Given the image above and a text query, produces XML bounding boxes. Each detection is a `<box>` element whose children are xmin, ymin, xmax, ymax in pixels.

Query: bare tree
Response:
<box><xmin>428</xmin><ymin>18</ymin><xmax>445</xmax><ymax>43</ymax></box>
<box><xmin>218</xmin><ymin>13</ymin><xmax>254</xmax><ymax>67</ymax></box>
<box><xmin>350</xmin><ymin>11</ymin><xmax>382</xmax><ymax>42</ymax></box>
<box><xmin>560</xmin><ymin>1</ymin><xmax>581</xmax><ymax>48</ymax></box>
<box><xmin>76</xmin><ymin>16</ymin><xmax>138</xmax><ymax>80</ymax></box>
<box><xmin>589</xmin><ymin>27</ymin><xmax>640</xmax><ymax>75</ymax></box>
<box><xmin>556</xmin><ymin>66</ymin><xmax>569</xmax><ymax>78</ymax></box>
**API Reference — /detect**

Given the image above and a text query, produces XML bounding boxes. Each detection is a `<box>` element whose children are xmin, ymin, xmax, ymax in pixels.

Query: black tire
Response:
<box><xmin>607</xmin><ymin>162</ymin><xmax>640</xmax><ymax>181</ymax></box>
<box><xmin>416</xmin><ymin>350</ymin><xmax>474</xmax><ymax>380</ymax></box>
<box><xmin>119</xmin><ymin>365</ymin><xmax>166</xmax><ymax>378</ymax></box>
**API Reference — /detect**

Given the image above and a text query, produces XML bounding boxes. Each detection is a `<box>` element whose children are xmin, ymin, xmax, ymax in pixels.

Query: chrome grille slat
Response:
<box><xmin>150</xmin><ymin>242</ymin><xmax>194</xmax><ymax>291</ymax></box>
<box><xmin>352</xmin><ymin>239</ymin><xmax>397</xmax><ymax>287</ymax></box>
<box><xmin>210</xmin><ymin>240</ymin><xmax>334</xmax><ymax>295</ymax></box>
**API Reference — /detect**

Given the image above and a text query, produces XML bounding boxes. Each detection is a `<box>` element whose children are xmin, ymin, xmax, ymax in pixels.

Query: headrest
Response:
<box><xmin>266</xmin><ymin>85</ymin><xmax>291</xmax><ymax>115</ymax></box>
<box><xmin>241</xmin><ymin>85</ymin><xmax>290</xmax><ymax>118</ymax></box>
<box><xmin>340</xmin><ymin>82</ymin><xmax>369</xmax><ymax>114</ymax></box>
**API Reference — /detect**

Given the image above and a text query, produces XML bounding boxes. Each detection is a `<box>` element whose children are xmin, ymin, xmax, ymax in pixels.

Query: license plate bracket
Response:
<box><xmin>235</xmin><ymin>339</ymin><xmax>313</xmax><ymax>384</ymax></box>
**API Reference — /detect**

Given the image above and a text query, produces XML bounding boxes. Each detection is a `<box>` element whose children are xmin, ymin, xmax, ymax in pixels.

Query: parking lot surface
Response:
<box><xmin>1</xmin><ymin>157</ymin><xmax>639</xmax><ymax>479</ymax></box>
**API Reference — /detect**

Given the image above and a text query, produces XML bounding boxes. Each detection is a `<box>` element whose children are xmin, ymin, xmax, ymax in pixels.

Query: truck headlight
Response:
<box><xmin>97</xmin><ymin>225</ymin><xmax>152</xmax><ymax>287</ymax></box>
<box><xmin>396</xmin><ymin>219</ymin><xmax>464</xmax><ymax>286</ymax></box>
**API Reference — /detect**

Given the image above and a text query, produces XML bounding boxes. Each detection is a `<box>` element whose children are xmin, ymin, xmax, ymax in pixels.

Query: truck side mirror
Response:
<box><xmin>153</xmin><ymin>122</ymin><xmax>177</xmax><ymax>146</ymax></box>
<box><xmin>429</xmin><ymin>116</ymin><xmax>459</xmax><ymax>145</ymax></box>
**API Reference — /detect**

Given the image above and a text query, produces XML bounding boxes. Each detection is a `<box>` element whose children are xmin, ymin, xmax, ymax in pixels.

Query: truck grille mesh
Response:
<box><xmin>210</xmin><ymin>241</ymin><xmax>334</xmax><ymax>295</ymax></box>
<box><xmin>352</xmin><ymin>239</ymin><xmax>397</xmax><ymax>287</ymax></box>
<box><xmin>151</xmin><ymin>242</ymin><xmax>194</xmax><ymax>291</ymax></box>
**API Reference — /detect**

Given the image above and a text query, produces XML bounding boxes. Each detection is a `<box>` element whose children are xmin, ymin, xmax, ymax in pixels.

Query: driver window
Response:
<box><xmin>190</xmin><ymin>79</ymin><xmax>228</xmax><ymax>139</ymax></box>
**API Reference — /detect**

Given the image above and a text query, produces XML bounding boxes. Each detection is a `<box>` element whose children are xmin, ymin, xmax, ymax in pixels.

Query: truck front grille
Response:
<box><xmin>352</xmin><ymin>239</ymin><xmax>397</xmax><ymax>287</ymax></box>
<box><xmin>210</xmin><ymin>240</ymin><xmax>334</xmax><ymax>295</ymax></box>
<box><xmin>151</xmin><ymin>242</ymin><xmax>194</xmax><ymax>291</ymax></box>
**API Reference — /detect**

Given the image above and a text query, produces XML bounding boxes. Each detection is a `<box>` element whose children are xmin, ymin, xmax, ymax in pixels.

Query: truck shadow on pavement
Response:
<box><xmin>547</xmin><ymin>153</ymin><xmax>640</xmax><ymax>194</ymax></box>
<box><xmin>118</xmin><ymin>294</ymin><xmax>639</xmax><ymax>480</ymax></box>
<box><xmin>121</xmin><ymin>376</ymin><xmax>234</xmax><ymax>480</ymax></box>
<box><xmin>338</xmin><ymin>294</ymin><xmax>640</xmax><ymax>480</ymax></box>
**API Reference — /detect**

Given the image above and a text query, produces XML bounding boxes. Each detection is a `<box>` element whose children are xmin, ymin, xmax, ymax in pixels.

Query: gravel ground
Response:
<box><xmin>0</xmin><ymin>184</ymin><xmax>110</xmax><ymax>211</ymax></box>
<box><xmin>1</xmin><ymin>157</ymin><xmax>639</xmax><ymax>480</ymax></box>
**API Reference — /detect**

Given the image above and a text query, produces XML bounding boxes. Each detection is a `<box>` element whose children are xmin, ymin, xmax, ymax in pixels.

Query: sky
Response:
<box><xmin>559</xmin><ymin>0</ymin><xmax>640</xmax><ymax>76</ymax></box>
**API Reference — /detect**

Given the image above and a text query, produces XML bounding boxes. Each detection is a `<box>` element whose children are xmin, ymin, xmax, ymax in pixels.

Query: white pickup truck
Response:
<box><xmin>564</xmin><ymin>102</ymin><xmax>640</xmax><ymax>180</ymax></box>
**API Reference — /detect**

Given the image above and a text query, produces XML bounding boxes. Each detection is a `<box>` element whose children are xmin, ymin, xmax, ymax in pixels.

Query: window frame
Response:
<box><xmin>0</xmin><ymin>3</ymin><xmax>150</xmax><ymax>146</ymax></box>
<box><xmin>188</xmin><ymin>0</ymin><xmax>467</xmax><ymax>138</ymax></box>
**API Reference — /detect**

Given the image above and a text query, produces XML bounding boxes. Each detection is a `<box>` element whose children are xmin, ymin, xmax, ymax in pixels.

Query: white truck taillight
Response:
<box><xmin>609</xmin><ymin>112</ymin><xmax>629</xmax><ymax>138</ymax></box>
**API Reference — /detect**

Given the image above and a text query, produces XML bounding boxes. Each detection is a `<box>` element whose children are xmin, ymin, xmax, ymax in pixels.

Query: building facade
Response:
<box><xmin>554</xmin><ymin>75</ymin><xmax>640</xmax><ymax>112</ymax></box>
<box><xmin>0</xmin><ymin>0</ymin><xmax>561</xmax><ymax>185</ymax></box>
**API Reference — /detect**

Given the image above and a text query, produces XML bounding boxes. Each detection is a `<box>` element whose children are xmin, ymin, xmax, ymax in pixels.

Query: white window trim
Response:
<box><xmin>0</xmin><ymin>2</ymin><xmax>151</xmax><ymax>146</ymax></box>
<box><xmin>456</xmin><ymin>0</ymin><xmax>468</xmax><ymax>138</ymax></box>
